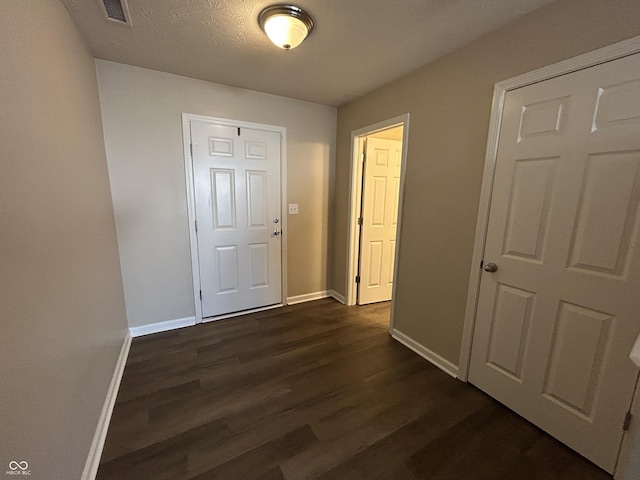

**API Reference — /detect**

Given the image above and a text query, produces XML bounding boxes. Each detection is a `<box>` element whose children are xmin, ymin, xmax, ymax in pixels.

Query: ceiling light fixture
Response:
<box><xmin>258</xmin><ymin>4</ymin><xmax>314</xmax><ymax>50</ymax></box>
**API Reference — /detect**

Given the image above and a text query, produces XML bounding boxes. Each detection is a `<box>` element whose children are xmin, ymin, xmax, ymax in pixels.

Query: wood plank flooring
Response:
<box><xmin>97</xmin><ymin>299</ymin><xmax>611</xmax><ymax>480</ymax></box>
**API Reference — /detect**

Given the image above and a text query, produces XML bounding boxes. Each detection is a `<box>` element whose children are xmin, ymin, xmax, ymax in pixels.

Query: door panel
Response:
<box><xmin>486</xmin><ymin>284</ymin><xmax>535</xmax><ymax>381</ymax></box>
<box><xmin>211</xmin><ymin>169</ymin><xmax>236</xmax><ymax>229</ymax></box>
<box><xmin>215</xmin><ymin>245</ymin><xmax>239</xmax><ymax>293</ymax></box>
<box><xmin>249</xmin><ymin>243</ymin><xmax>269</xmax><ymax>288</ymax></box>
<box><xmin>247</xmin><ymin>171</ymin><xmax>268</xmax><ymax>228</ymax></box>
<box><xmin>543</xmin><ymin>302</ymin><xmax>612</xmax><ymax>418</ymax></box>
<box><xmin>469</xmin><ymin>53</ymin><xmax>640</xmax><ymax>473</ymax></box>
<box><xmin>367</xmin><ymin>241</ymin><xmax>383</xmax><ymax>288</ymax></box>
<box><xmin>568</xmin><ymin>151</ymin><xmax>640</xmax><ymax>276</ymax></box>
<box><xmin>358</xmin><ymin>138</ymin><xmax>402</xmax><ymax>305</ymax></box>
<box><xmin>192</xmin><ymin>122</ymin><xmax>282</xmax><ymax>318</ymax></box>
<box><xmin>502</xmin><ymin>157</ymin><xmax>557</xmax><ymax>262</ymax></box>
<box><xmin>593</xmin><ymin>78</ymin><xmax>640</xmax><ymax>129</ymax></box>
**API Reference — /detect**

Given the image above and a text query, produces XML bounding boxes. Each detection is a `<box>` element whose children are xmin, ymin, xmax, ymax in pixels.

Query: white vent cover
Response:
<box><xmin>98</xmin><ymin>0</ymin><xmax>132</xmax><ymax>26</ymax></box>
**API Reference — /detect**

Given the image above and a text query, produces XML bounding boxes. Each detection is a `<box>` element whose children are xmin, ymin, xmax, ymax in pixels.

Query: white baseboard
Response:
<box><xmin>391</xmin><ymin>328</ymin><xmax>459</xmax><ymax>378</ymax></box>
<box><xmin>287</xmin><ymin>290</ymin><xmax>330</xmax><ymax>305</ymax></box>
<box><xmin>81</xmin><ymin>333</ymin><xmax>131</xmax><ymax>480</ymax></box>
<box><xmin>128</xmin><ymin>316</ymin><xmax>196</xmax><ymax>337</ymax></box>
<box><xmin>329</xmin><ymin>290</ymin><xmax>346</xmax><ymax>304</ymax></box>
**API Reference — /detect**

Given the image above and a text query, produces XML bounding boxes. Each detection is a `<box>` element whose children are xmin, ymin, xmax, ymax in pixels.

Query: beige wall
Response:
<box><xmin>334</xmin><ymin>0</ymin><xmax>640</xmax><ymax>364</ymax></box>
<box><xmin>95</xmin><ymin>61</ymin><xmax>336</xmax><ymax>328</ymax></box>
<box><xmin>0</xmin><ymin>2</ymin><xmax>129</xmax><ymax>479</ymax></box>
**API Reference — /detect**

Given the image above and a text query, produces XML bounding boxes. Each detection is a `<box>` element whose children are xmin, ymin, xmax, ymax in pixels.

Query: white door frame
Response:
<box><xmin>182</xmin><ymin>113</ymin><xmax>288</xmax><ymax>324</ymax></box>
<box><xmin>459</xmin><ymin>34</ymin><xmax>640</xmax><ymax>382</ymax></box>
<box><xmin>345</xmin><ymin>114</ymin><xmax>410</xmax><ymax>325</ymax></box>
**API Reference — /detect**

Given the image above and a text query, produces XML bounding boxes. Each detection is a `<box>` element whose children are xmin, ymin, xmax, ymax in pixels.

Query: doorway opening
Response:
<box><xmin>345</xmin><ymin>114</ymin><xmax>410</xmax><ymax>331</ymax></box>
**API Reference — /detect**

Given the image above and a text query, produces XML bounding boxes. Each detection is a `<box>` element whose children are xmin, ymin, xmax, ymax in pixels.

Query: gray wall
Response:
<box><xmin>96</xmin><ymin>61</ymin><xmax>336</xmax><ymax>328</ymax></box>
<box><xmin>0</xmin><ymin>2</ymin><xmax>128</xmax><ymax>478</ymax></box>
<box><xmin>333</xmin><ymin>0</ymin><xmax>640</xmax><ymax>364</ymax></box>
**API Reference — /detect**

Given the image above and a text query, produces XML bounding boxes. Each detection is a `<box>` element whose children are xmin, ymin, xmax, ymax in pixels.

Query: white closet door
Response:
<box><xmin>469</xmin><ymin>53</ymin><xmax>640</xmax><ymax>472</ymax></box>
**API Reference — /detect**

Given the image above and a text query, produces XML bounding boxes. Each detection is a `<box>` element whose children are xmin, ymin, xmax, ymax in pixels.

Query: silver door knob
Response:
<box><xmin>483</xmin><ymin>262</ymin><xmax>498</xmax><ymax>272</ymax></box>
<box><xmin>273</xmin><ymin>230</ymin><xmax>281</xmax><ymax>236</ymax></box>
<box><xmin>273</xmin><ymin>218</ymin><xmax>279</xmax><ymax>223</ymax></box>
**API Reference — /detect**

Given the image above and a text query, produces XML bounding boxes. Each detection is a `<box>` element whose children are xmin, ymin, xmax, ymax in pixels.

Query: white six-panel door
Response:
<box><xmin>191</xmin><ymin>122</ymin><xmax>282</xmax><ymax>318</ymax></box>
<box><xmin>469</xmin><ymin>53</ymin><xmax>640</xmax><ymax>473</ymax></box>
<box><xmin>358</xmin><ymin>138</ymin><xmax>402</xmax><ymax>305</ymax></box>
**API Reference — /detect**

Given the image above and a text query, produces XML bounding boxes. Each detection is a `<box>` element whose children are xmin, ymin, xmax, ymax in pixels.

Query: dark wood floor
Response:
<box><xmin>97</xmin><ymin>299</ymin><xmax>611</xmax><ymax>480</ymax></box>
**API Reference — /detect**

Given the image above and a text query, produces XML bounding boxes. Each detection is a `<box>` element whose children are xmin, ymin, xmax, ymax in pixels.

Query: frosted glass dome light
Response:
<box><xmin>259</xmin><ymin>5</ymin><xmax>314</xmax><ymax>50</ymax></box>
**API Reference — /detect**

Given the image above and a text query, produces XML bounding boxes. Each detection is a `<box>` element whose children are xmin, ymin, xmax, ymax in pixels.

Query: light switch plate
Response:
<box><xmin>288</xmin><ymin>203</ymin><xmax>299</xmax><ymax>215</ymax></box>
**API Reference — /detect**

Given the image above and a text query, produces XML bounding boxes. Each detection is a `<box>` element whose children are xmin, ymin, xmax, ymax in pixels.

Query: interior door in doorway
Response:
<box><xmin>358</xmin><ymin>137</ymin><xmax>402</xmax><ymax>305</ymax></box>
<box><xmin>191</xmin><ymin>122</ymin><xmax>282</xmax><ymax>318</ymax></box>
<box><xmin>469</xmin><ymin>53</ymin><xmax>640</xmax><ymax>473</ymax></box>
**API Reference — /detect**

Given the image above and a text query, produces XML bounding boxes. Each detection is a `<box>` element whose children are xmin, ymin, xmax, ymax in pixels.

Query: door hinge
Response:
<box><xmin>480</xmin><ymin>260</ymin><xmax>484</xmax><ymax>269</ymax></box>
<box><xmin>624</xmin><ymin>411</ymin><xmax>633</xmax><ymax>431</ymax></box>
<box><xmin>355</xmin><ymin>275</ymin><xmax>361</xmax><ymax>283</ymax></box>
<box><xmin>195</xmin><ymin>220</ymin><xmax>198</xmax><ymax>232</ymax></box>
<box><xmin>360</xmin><ymin>153</ymin><xmax>366</xmax><ymax>163</ymax></box>
<box><xmin>199</xmin><ymin>290</ymin><xmax>202</xmax><ymax>301</ymax></box>
<box><xmin>190</xmin><ymin>143</ymin><xmax>193</xmax><ymax>156</ymax></box>
<box><xmin>358</xmin><ymin>217</ymin><xmax>363</xmax><ymax>226</ymax></box>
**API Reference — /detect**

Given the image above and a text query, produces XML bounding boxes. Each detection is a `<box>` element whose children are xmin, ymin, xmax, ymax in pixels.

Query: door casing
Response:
<box><xmin>182</xmin><ymin>113</ymin><xmax>288</xmax><ymax>324</ymax></box>
<box><xmin>460</xmin><ymin>34</ymin><xmax>640</xmax><ymax>478</ymax></box>
<box><xmin>345</xmin><ymin>114</ymin><xmax>410</xmax><ymax>326</ymax></box>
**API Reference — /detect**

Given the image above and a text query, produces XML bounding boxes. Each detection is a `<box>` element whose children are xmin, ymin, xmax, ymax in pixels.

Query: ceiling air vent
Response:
<box><xmin>98</xmin><ymin>0</ymin><xmax>132</xmax><ymax>26</ymax></box>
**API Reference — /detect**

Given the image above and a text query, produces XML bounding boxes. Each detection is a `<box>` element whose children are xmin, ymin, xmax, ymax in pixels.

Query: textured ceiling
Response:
<box><xmin>63</xmin><ymin>0</ymin><xmax>555</xmax><ymax>106</ymax></box>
